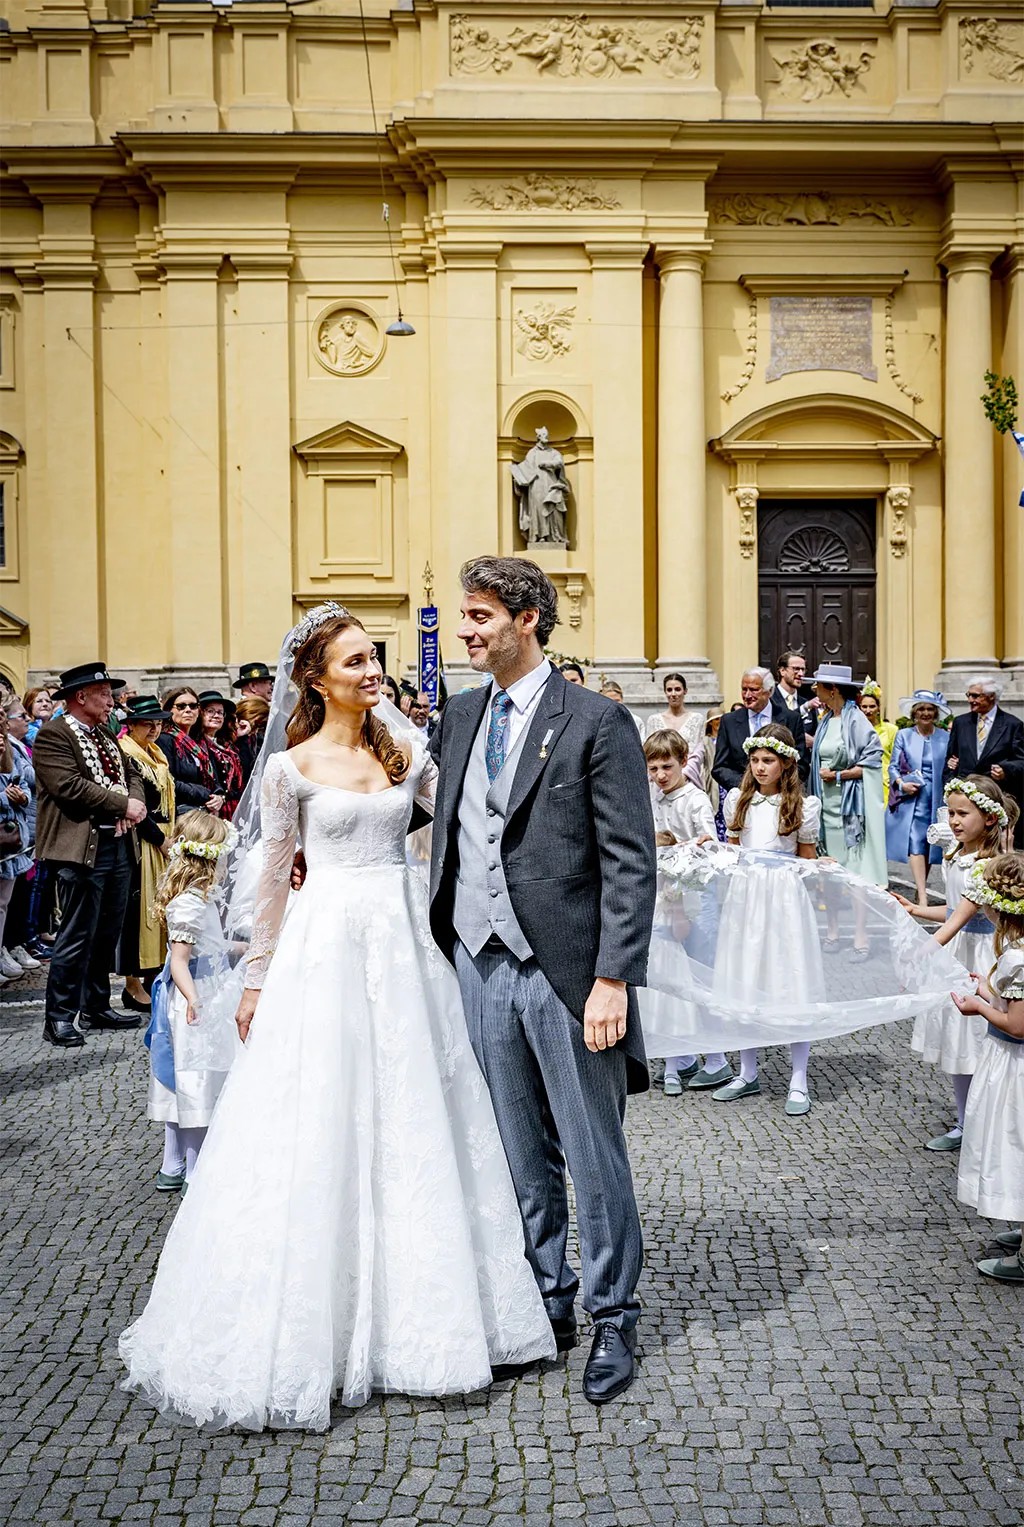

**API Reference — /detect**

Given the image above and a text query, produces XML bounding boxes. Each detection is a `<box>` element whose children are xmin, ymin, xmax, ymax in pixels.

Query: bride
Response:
<box><xmin>119</xmin><ymin>605</ymin><xmax>555</xmax><ymax>1430</ymax></box>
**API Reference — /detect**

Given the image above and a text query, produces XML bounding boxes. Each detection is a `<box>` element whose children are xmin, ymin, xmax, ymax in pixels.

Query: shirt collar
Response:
<box><xmin>65</xmin><ymin>713</ymin><xmax>95</xmax><ymax>736</ymax></box>
<box><xmin>501</xmin><ymin>657</ymin><xmax>552</xmax><ymax>714</ymax></box>
<box><xmin>748</xmin><ymin>702</ymin><xmax>772</xmax><ymax>729</ymax></box>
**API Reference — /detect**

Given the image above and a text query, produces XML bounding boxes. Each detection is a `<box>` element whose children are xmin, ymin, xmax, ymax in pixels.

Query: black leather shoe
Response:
<box><xmin>490</xmin><ymin>1358</ymin><xmax>541</xmax><ymax>1382</ymax></box>
<box><xmin>82</xmin><ymin>1009</ymin><xmax>141</xmax><ymax>1031</ymax></box>
<box><xmin>42</xmin><ymin>1020</ymin><xmax>85</xmax><ymax>1048</ymax></box>
<box><xmin>121</xmin><ymin>991</ymin><xmax>152</xmax><ymax>1014</ymax></box>
<box><xmin>582</xmin><ymin>1322</ymin><xmax>636</xmax><ymax>1406</ymax></box>
<box><xmin>550</xmin><ymin>1313</ymin><xmax>578</xmax><ymax>1353</ymax></box>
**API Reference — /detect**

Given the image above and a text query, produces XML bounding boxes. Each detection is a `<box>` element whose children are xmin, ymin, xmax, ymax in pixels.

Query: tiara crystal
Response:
<box><xmin>287</xmin><ymin>602</ymin><xmax>352</xmax><ymax>654</ymax></box>
<box><xmin>743</xmin><ymin>733</ymin><xmax>800</xmax><ymax>762</ymax></box>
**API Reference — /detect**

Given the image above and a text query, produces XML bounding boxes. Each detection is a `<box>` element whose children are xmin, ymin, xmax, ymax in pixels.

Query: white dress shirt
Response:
<box><xmin>497</xmin><ymin>657</ymin><xmax>552</xmax><ymax>753</ymax></box>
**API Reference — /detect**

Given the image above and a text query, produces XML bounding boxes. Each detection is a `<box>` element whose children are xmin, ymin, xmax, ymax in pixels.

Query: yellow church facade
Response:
<box><xmin>1</xmin><ymin>0</ymin><xmax>1022</xmax><ymax>712</ymax></box>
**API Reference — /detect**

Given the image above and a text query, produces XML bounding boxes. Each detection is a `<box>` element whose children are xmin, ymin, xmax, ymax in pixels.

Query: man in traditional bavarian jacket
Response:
<box><xmin>34</xmin><ymin>663</ymin><xmax>148</xmax><ymax>1048</ymax></box>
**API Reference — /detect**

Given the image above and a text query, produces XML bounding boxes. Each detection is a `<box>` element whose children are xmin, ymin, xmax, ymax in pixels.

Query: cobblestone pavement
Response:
<box><xmin>2</xmin><ymin>967</ymin><xmax>1022</xmax><ymax>1527</ymax></box>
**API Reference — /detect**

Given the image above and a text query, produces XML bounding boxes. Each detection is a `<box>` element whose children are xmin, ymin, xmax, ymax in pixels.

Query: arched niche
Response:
<box><xmin>498</xmin><ymin>391</ymin><xmax>593</xmax><ymax>556</ymax></box>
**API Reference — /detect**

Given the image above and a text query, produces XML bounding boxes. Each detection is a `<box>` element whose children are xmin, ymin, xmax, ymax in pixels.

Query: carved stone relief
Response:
<box><xmin>734</xmin><ymin>486</ymin><xmax>758</xmax><ymax>560</ymax></box>
<box><xmin>470</xmin><ymin>175</ymin><xmax>620</xmax><ymax>212</ymax></box>
<box><xmin>886</xmin><ymin>486</ymin><xmax>911</xmax><ymax>558</ymax></box>
<box><xmin>771</xmin><ymin>39</ymin><xmax>874</xmax><ymax>103</ymax></box>
<box><xmin>451</xmin><ymin>13</ymin><xmax>704</xmax><ymax>79</ymax></box>
<box><xmin>708</xmin><ymin>192</ymin><xmax>918</xmax><ymax>229</ymax></box>
<box><xmin>313</xmin><ymin>305</ymin><xmax>384</xmax><ymax>378</ymax></box>
<box><xmin>884</xmin><ymin>296</ymin><xmax>923</xmax><ymax>407</ymax></box>
<box><xmin>959</xmin><ymin>18</ymin><xmax>1024</xmax><ymax>81</ymax></box>
<box><xmin>721</xmin><ymin>297</ymin><xmax>758</xmax><ymax>404</ymax></box>
<box><xmin>514</xmin><ymin>299</ymin><xmax>576</xmax><ymax>364</ymax></box>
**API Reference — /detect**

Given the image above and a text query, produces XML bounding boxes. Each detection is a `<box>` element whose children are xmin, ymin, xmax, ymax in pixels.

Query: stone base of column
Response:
<box><xmin>653</xmin><ymin>657</ymin><xmax>722</xmax><ymax>708</ymax></box>
<box><xmin>935</xmin><ymin>658</ymin><xmax>1001</xmax><ymax>715</ymax></box>
<box><xmin>992</xmin><ymin>660</ymin><xmax>1024</xmax><ymax>718</ymax></box>
<box><xmin>28</xmin><ymin>664</ymin><xmax>235</xmax><ymax>697</ymax></box>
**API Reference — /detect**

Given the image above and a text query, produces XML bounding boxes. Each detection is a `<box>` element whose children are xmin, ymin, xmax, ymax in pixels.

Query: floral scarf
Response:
<box><xmin>164</xmin><ymin>723</ymin><xmax>218</xmax><ymax>792</ymax></box>
<box><xmin>207</xmin><ymin>739</ymin><xmax>243</xmax><ymax>820</ymax></box>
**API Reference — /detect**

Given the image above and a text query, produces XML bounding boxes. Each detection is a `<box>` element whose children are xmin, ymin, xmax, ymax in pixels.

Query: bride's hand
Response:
<box><xmin>235</xmin><ymin>988</ymin><xmax>260</xmax><ymax>1043</ymax></box>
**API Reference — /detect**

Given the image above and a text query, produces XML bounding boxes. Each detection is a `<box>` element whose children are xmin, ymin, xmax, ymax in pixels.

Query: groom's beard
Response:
<box><xmin>470</xmin><ymin>622</ymin><xmax>520</xmax><ymax>676</ymax></box>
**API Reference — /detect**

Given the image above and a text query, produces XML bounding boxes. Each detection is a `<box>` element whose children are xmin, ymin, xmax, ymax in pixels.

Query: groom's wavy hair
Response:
<box><xmin>286</xmin><ymin>612</ymin><xmax>411</xmax><ymax>784</ymax></box>
<box><xmin>460</xmin><ymin>556</ymin><xmax>559</xmax><ymax>646</ymax></box>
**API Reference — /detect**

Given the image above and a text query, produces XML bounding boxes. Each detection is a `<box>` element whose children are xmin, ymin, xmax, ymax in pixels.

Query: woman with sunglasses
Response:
<box><xmin>157</xmin><ymin>688</ymin><xmax>224</xmax><ymax>816</ymax></box>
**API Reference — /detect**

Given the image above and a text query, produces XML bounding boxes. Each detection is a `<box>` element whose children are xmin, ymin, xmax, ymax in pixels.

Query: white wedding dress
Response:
<box><xmin>120</xmin><ymin>748</ymin><xmax>555</xmax><ymax>1431</ymax></box>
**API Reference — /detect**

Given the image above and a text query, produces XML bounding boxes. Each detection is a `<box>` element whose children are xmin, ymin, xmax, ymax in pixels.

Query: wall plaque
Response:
<box><xmin>766</xmin><ymin>295</ymin><xmax>876</xmax><ymax>383</ymax></box>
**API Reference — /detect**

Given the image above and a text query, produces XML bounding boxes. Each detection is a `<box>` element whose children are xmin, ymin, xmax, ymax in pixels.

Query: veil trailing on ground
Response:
<box><xmin>640</xmin><ymin>842</ymin><xmax>975</xmax><ymax>1056</ymax></box>
<box><xmin>180</xmin><ymin>603</ymin><xmax>426</xmax><ymax>1066</ymax></box>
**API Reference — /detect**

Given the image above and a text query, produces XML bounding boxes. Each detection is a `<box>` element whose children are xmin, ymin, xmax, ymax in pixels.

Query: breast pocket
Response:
<box><xmin>548</xmin><ymin>776</ymin><xmax>587</xmax><ymax>798</ymax></box>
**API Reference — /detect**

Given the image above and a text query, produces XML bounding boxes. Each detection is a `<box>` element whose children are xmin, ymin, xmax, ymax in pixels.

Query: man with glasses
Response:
<box><xmin>944</xmin><ymin>675</ymin><xmax>1024</xmax><ymax>845</ymax></box>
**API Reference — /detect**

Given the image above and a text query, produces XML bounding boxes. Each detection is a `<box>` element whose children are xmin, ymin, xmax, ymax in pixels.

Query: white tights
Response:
<box><xmin>666</xmin><ymin>1052</ymin><xmax>727</xmax><ymax>1076</ymax></box>
<box><xmin>739</xmin><ymin>1042</ymin><xmax>811</xmax><ymax>1095</ymax></box>
<box><xmin>161</xmin><ymin>1122</ymin><xmax>208</xmax><ymax>1181</ymax></box>
<box><xmin>950</xmin><ymin>1072</ymin><xmax>972</xmax><ymax>1133</ymax></box>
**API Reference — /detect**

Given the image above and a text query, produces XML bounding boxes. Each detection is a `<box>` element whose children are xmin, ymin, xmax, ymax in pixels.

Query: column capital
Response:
<box><xmin>436</xmin><ymin>240</ymin><xmax>502</xmax><ymax>270</ymax></box>
<box><xmin>585</xmin><ymin>242</ymin><xmax>649</xmax><ymax>270</ymax></box>
<box><xmin>939</xmin><ymin>248</ymin><xmax>999</xmax><ymax>278</ymax></box>
<box><xmin>653</xmin><ymin>246</ymin><xmax>712</xmax><ymax>277</ymax></box>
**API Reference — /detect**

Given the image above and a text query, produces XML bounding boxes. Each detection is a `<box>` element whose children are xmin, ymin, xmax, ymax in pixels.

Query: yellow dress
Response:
<box><xmin>873</xmin><ymin>720</ymin><xmax>900</xmax><ymax>801</ymax></box>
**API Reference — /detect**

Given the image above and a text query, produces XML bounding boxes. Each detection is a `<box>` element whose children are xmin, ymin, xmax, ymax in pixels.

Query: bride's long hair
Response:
<box><xmin>285</xmin><ymin>610</ymin><xmax>411</xmax><ymax>784</ymax></box>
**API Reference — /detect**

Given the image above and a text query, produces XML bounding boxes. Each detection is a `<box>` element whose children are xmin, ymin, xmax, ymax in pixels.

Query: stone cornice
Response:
<box><xmin>740</xmin><ymin>272</ymin><xmax>907</xmax><ymax>297</ymax></box>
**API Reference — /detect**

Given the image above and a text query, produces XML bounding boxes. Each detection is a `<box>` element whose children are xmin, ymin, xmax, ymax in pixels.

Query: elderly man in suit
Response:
<box><xmin>712</xmin><ymin>666</ymin><xmax>809</xmax><ymax>792</ymax></box>
<box><xmin>428</xmin><ymin>556</ymin><xmax>655</xmax><ymax>1405</ymax></box>
<box><xmin>33</xmin><ymin>663</ymin><xmax>147</xmax><ymax>1048</ymax></box>
<box><xmin>944</xmin><ymin>674</ymin><xmax>1024</xmax><ymax>845</ymax></box>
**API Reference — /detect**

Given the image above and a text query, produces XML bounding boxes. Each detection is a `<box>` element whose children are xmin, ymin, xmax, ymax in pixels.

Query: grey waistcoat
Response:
<box><xmin>453</xmin><ymin>706</ymin><xmax>533</xmax><ymax>960</ymax></box>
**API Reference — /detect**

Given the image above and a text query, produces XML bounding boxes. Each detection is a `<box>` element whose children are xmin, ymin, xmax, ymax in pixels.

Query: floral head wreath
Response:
<box><xmin>287</xmin><ymin>602</ymin><xmax>352</xmax><ymax>655</ymax></box>
<box><xmin>861</xmin><ymin>675</ymin><xmax>882</xmax><ymax>701</ymax></box>
<box><xmin>170</xmin><ymin>824</ymin><xmax>238</xmax><ymax>863</ymax></box>
<box><xmin>967</xmin><ymin>859</ymin><xmax>1024</xmax><ymax>917</ymax></box>
<box><xmin>743</xmin><ymin>733</ymin><xmax>799</xmax><ymax>763</ymax></box>
<box><xmin>943</xmin><ymin>777</ymin><xmax>1009</xmax><ymax>828</ymax></box>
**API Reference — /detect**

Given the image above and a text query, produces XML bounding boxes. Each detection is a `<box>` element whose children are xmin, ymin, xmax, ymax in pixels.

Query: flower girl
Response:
<box><xmin>715</xmin><ymin>723</ymin><xmax>822</xmax><ymax>1116</ymax></box>
<box><xmin>643</xmin><ymin>730</ymin><xmax>726</xmax><ymax>1095</ymax></box>
<box><xmin>146</xmin><ymin>811</ymin><xmax>237</xmax><ymax>1195</ymax></box>
<box><xmin>894</xmin><ymin>776</ymin><xmax>1016</xmax><ymax>1153</ymax></box>
<box><xmin>950</xmin><ymin>852</ymin><xmax>1024</xmax><ymax>1284</ymax></box>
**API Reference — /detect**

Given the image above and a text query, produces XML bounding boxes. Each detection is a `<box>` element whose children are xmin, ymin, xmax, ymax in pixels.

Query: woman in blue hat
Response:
<box><xmin>885</xmin><ymin>689</ymin><xmax>950</xmax><ymax>907</ymax></box>
<box><xmin>809</xmin><ymin>664</ymin><xmax>887</xmax><ymax>920</ymax></box>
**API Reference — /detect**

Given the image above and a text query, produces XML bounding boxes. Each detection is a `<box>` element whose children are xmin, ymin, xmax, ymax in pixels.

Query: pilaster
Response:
<box><xmin>653</xmin><ymin>246</ymin><xmax>719</xmax><ymax>704</ymax></box>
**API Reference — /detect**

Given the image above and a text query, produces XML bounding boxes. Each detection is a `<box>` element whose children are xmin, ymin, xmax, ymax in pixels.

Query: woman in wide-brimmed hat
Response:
<box><xmin>117</xmin><ymin>696</ymin><xmax>176</xmax><ymax>1011</ymax></box>
<box><xmin>885</xmin><ymin>688</ymin><xmax>951</xmax><ymax>907</ymax></box>
<box><xmin>809</xmin><ymin>664</ymin><xmax>887</xmax><ymax>917</ymax></box>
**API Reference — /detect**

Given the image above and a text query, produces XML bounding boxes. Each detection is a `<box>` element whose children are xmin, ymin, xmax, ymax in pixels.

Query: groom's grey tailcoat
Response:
<box><xmin>427</xmin><ymin>669</ymin><xmax>656</xmax><ymax>1094</ymax></box>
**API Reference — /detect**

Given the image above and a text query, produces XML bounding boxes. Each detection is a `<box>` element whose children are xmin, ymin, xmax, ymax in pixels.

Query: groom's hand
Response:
<box><xmin>290</xmin><ymin>851</ymin><xmax>307</xmax><ymax>891</ymax></box>
<box><xmin>584</xmin><ymin>978</ymin><xmax>627</xmax><ymax>1052</ymax></box>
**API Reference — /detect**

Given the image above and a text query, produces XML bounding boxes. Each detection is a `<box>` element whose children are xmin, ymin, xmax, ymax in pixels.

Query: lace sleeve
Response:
<box><xmin>244</xmin><ymin>754</ymin><xmax>299</xmax><ymax>990</ymax></box>
<box><xmin>413</xmin><ymin>749</ymin><xmax>438</xmax><ymax>818</ymax></box>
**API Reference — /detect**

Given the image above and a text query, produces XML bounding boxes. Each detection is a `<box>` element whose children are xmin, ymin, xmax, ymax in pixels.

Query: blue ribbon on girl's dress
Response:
<box><xmin>144</xmin><ymin>968</ymin><xmax>175</xmax><ymax>1092</ymax></box>
<box><xmin>144</xmin><ymin>953</ymin><xmax>223</xmax><ymax>1092</ymax></box>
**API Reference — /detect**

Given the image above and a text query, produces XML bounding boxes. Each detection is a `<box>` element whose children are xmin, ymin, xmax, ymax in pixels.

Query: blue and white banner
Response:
<box><xmin>418</xmin><ymin>605</ymin><xmax>440</xmax><ymax>708</ymax></box>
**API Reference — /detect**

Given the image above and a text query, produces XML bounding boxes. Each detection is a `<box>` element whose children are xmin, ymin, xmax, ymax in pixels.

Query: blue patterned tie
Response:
<box><xmin>485</xmin><ymin>690</ymin><xmax>515</xmax><ymax>784</ymax></box>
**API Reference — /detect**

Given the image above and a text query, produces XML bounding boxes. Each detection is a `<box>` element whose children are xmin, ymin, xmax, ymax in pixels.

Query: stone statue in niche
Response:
<box><xmin>511</xmin><ymin>428</ymin><xmax>571</xmax><ymax>547</ymax></box>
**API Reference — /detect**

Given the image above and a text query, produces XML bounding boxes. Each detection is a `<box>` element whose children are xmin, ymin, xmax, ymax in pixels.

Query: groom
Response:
<box><xmin>428</xmin><ymin>556</ymin><xmax>655</xmax><ymax>1404</ymax></box>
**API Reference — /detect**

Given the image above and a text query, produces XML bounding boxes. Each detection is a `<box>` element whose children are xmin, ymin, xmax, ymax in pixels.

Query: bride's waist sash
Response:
<box><xmin>302</xmin><ymin>854</ymin><xmax>409</xmax><ymax>872</ymax></box>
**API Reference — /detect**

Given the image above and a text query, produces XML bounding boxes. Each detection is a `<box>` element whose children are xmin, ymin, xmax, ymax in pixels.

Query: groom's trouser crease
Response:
<box><xmin>454</xmin><ymin>939</ymin><xmax>643</xmax><ymax>1332</ymax></box>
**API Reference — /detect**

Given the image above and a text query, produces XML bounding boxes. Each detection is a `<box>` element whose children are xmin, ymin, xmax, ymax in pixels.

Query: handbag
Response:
<box><xmin>0</xmin><ymin>817</ymin><xmax>22</xmax><ymax>857</ymax></box>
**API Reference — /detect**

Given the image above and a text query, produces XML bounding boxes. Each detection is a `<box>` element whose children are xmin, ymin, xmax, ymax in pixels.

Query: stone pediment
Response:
<box><xmin>293</xmin><ymin>422</ymin><xmax>405</xmax><ymax>469</ymax></box>
<box><xmin>713</xmin><ymin>395</ymin><xmax>937</xmax><ymax>462</ymax></box>
<box><xmin>0</xmin><ymin>605</ymin><xmax>29</xmax><ymax>638</ymax></box>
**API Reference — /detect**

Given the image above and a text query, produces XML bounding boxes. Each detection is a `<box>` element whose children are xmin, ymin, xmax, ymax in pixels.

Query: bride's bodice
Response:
<box><xmin>292</xmin><ymin>763</ymin><xmax>415</xmax><ymax>870</ymax></box>
<box><xmin>245</xmin><ymin>747</ymin><xmax>436</xmax><ymax>987</ymax></box>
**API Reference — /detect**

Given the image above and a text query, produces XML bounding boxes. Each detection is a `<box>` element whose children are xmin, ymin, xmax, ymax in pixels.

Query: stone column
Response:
<box><xmin>588</xmin><ymin>242</ymin><xmax>648</xmax><ymax>692</ymax></box>
<box><xmin>938</xmin><ymin>250</ymin><xmax>998</xmax><ymax>693</ymax></box>
<box><xmin>160</xmin><ymin>252</ymin><xmax>225</xmax><ymax>668</ymax></box>
<box><xmin>654</xmin><ymin>249</ymin><xmax>720</xmax><ymax>704</ymax></box>
<box><xmin>435</xmin><ymin>241</ymin><xmax>501</xmax><ymax>676</ymax></box>
<box><xmin>1000</xmin><ymin>248</ymin><xmax>1024</xmax><ymax>706</ymax></box>
<box><xmin>31</xmin><ymin>192</ymin><xmax>102</xmax><ymax>665</ymax></box>
<box><xmin>228</xmin><ymin>252</ymin><xmax>294</xmax><ymax>662</ymax></box>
